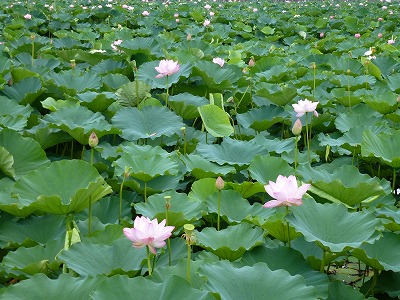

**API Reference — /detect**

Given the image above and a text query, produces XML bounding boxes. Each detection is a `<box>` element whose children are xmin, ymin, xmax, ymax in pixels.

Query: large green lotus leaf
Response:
<box><xmin>188</xmin><ymin>178</ymin><xmax>220</xmax><ymax>202</ymax></box>
<box><xmin>0</xmin><ymin>128</ymin><xmax>50</xmax><ymax>179</ymax></box>
<box><xmin>8</xmin><ymin>160</ymin><xmax>112</xmax><ymax>216</ymax></box>
<box><xmin>334</xmin><ymin>105</ymin><xmax>382</xmax><ymax>133</ymax></box>
<box><xmin>387</xmin><ymin>73</ymin><xmax>400</xmax><ymax>93</ymax></box>
<box><xmin>253</xmin><ymin>134</ymin><xmax>295</xmax><ymax>154</ymax></box>
<box><xmin>80</xmin><ymin>224</ymin><xmax>124</xmax><ymax>246</ymax></box>
<box><xmin>25</xmin><ymin>124</ymin><xmax>73</xmax><ymax>150</ymax></box>
<box><xmin>351</xmin><ymin>232</ymin><xmax>400</xmax><ymax>272</ymax></box>
<box><xmin>250</xmin><ymin>208</ymin><xmax>302</xmax><ymax>243</ymax></box>
<box><xmin>118</xmin><ymin>37</ymin><xmax>160</xmax><ymax>56</ymax></box>
<box><xmin>102</xmin><ymin>74</ymin><xmax>130</xmax><ymax>90</ymax></box>
<box><xmin>49</xmin><ymin>70</ymin><xmax>101</xmax><ymax>95</ymax></box>
<box><xmin>0</xmin><ymin>96</ymin><xmax>32</xmax><ymax>130</ymax></box>
<box><xmin>135</xmin><ymin>191</ymin><xmax>205</xmax><ymax>229</ymax></box>
<box><xmin>75</xmin><ymin>91</ymin><xmax>116</xmax><ymax>112</ymax></box>
<box><xmin>41</xmin><ymin>97</ymin><xmax>79</xmax><ymax>112</ymax></box>
<box><xmin>151</xmin><ymin>258</ymin><xmax>206</xmax><ymax>290</ymax></box>
<box><xmin>375</xmin><ymin>206</ymin><xmax>400</xmax><ymax>232</ymax></box>
<box><xmin>92</xmin><ymin>59</ymin><xmax>127</xmax><ymax>75</ymax></box>
<box><xmin>0</xmin><ymin>214</ymin><xmax>65</xmax><ymax>248</ymax></box>
<box><xmin>241</xmin><ymin>246</ymin><xmax>329</xmax><ymax>299</ymax></box>
<box><xmin>297</xmin><ymin>164</ymin><xmax>386</xmax><ymax>207</ymax></box>
<box><xmin>2</xmin><ymin>239</ymin><xmax>63</xmax><ymax>278</ymax></box>
<box><xmin>198</xmin><ymin>260</ymin><xmax>317</xmax><ymax>299</ymax></box>
<box><xmin>168</xmin><ymin>93</ymin><xmax>208</xmax><ymax>120</ymax></box>
<box><xmin>113</xmin><ymin>150</ymin><xmax>179</xmax><ymax>182</ymax></box>
<box><xmin>0</xmin><ymin>77</ymin><xmax>44</xmax><ymax>105</ymax></box>
<box><xmin>192</xmin><ymin>61</ymin><xmax>243</xmax><ymax>90</ymax></box>
<box><xmin>196</xmin><ymin>137</ymin><xmax>265</xmax><ymax>166</ymax></box>
<box><xmin>198</xmin><ymin>104</ymin><xmax>234</xmax><ymax>138</ymax></box>
<box><xmin>205</xmin><ymin>190</ymin><xmax>266</xmax><ymax>223</ymax></box>
<box><xmin>43</xmin><ymin>106</ymin><xmax>117</xmax><ymax>145</ymax></box>
<box><xmin>181</xmin><ymin>154</ymin><xmax>236</xmax><ymax>179</ymax></box>
<box><xmin>361</xmin><ymin>130</ymin><xmax>400</xmax><ymax>168</ymax></box>
<box><xmin>115</xmin><ymin>80</ymin><xmax>151</xmax><ymax>107</ymax></box>
<box><xmin>327</xmin><ymin>281</ymin><xmax>365</xmax><ymax>300</ymax></box>
<box><xmin>254</xmin><ymin>82</ymin><xmax>298</xmax><ymax>106</ymax></box>
<box><xmin>249</xmin><ymin>155</ymin><xmax>294</xmax><ymax>185</ymax></box>
<box><xmin>227</xmin><ymin>181</ymin><xmax>266</xmax><ymax>198</ymax></box>
<box><xmin>117</xmin><ymin>142</ymin><xmax>170</xmax><ymax>159</ymax></box>
<box><xmin>330</xmin><ymin>88</ymin><xmax>362</xmax><ymax>107</ymax></box>
<box><xmin>195</xmin><ymin>223</ymin><xmax>264</xmax><ymax>261</ymax></box>
<box><xmin>0</xmin><ymin>273</ymin><xmax>106</xmax><ymax>300</ymax></box>
<box><xmin>58</xmin><ymin>238</ymin><xmax>146</xmax><ymax>277</ymax></box>
<box><xmin>92</xmin><ymin>275</ymin><xmax>214</xmax><ymax>300</ymax></box>
<box><xmin>112</xmin><ymin>106</ymin><xmax>185</xmax><ymax>141</ymax></box>
<box><xmin>138</xmin><ymin>61</ymin><xmax>192</xmax><ymax>89</ymax></box>
<box><xmin>365</xmin><ymin>271</ymin><xmax>400</xmax><ymax>298</ymax></box>
<box><xmin>0</xmin><ymin>146</ymin><xmax>15</xmax><ymax>178</ymax></box>
<box><xmin>236</xmin><ymin>105</ymin><xmax>288</xmax><ymax>131</ymax></box>
<box><xmin>360</xmin><ymin>90</ymin><xmax>398</xmax><ymax>115</ymax></box>
<box><xmin>287</xmin><ymin>200</ymin><xmax>383</xmax><ymax>252</ymax></box>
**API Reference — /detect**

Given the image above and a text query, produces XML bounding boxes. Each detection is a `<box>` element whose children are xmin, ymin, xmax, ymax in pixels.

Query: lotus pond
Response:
<box><xmin>0</xmin><ymin>0</ymin><xmax>399</xmax><ymax>299</ymax></box>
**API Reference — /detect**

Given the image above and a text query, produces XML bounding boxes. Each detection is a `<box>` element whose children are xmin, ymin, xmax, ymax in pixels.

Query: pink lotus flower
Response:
<box><xmin>213</xmin><ymin>57</ymin><xmax>225</xmax><ymax>67</ymax></box>
<box><xmin>142</xmin><ymin>10</ymin><xmax>150</xmax><ymax>16</ymax></box>
<box><xmin>263</xmin><ymin>175</ymin><xmax>310</xmax><ymax>208</ymax></box>
<box><xmin>155</xmin><ymin>59</ymin><xmax>180</xmax><ymax>78</ymax></box>
<box><xmin>320</xmin><ymin>32</ymin><xmax>324</xmax><ymax>38</ymax></box>
<box><xmin>378</xmin><ymin>33</ymin><xmax>383</xmax><ymax>38</ymax></box>
<box><xmin>174</xmin><ymin>13</ymin><xmax>179</xmax><ymax>18</ymax></box>
<box><xmin>388</xmin><ymin>39</ymin><xmax>395</xmax><ymax>45</ymax></box>
<box><xmin>123</xmin><ymin>216</ymin><xmax>174</xmax><ymax>254</ymax></box>
<box><xmin>292</xmin><ymin>99</ymin><xmax>319</xmax><ymax>117</ymax></box>
<box><xmin>210</xmin><ymin>11</ymin><xmax>215</xmax><ymax>16</ymax></box>
<box><xmin>204</xmin><ymin>4</ymin><xmax>211</xmax><ymax>10</ymax></box>
<box><xmin>24</xmin><ymin>14</ymin><xmax>32</xmax><ymax>20</ymax></box>
<box><xmin>355</xmin><ymin>33</ymin><xmax>361</xmax><ymax>38</ymax></box>
<box><xmin>203</xmin><ymin>19</ymin><xmax>211</xmax><ymax>27</ymax></box>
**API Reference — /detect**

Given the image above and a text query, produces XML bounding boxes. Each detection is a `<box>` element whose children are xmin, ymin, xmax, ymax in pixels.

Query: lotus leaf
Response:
<box><xmin>198</xmin><ymin>104</ymin><xmax>234</xmax><ymax>137</ymax></box>
<box><xmin>0</xmin><ymin>128</ymin><xmax>50</xmax><ymax>179</ymax></box>
<box><xmin>237</xmin><ymin>105</ymin><xmax>288</xmax><ymax>131</ymax></box>
<box><xmin>43</xmin><ymin>106</ymin><xmax>117</xmax><ymax>145</ymax></box>
<box><xmin>361</xmin><ymin>129</ymin><xmax>400</xmax><ymax>168</ymax></box>
<box><xmin>92</xmin><ymin>275</ymin><xmax>214</xmax><ymax>300</ymax></box>
<box><xmin>241</xmin><ymin>246</ymin><xmax>329</xmax><ymax>299</ymax></box>
<box><xmin>58</xmin><ymin>238</ymin><xmax>146</xmax><ymax>277</ymax></box>
<box><xmin>112</xmin><ymin>106</ymin><xmax>185</xmax><ymax>141</ymax></box>
<box><xmin>198</xmin><ymin>260</ymin><xmax>317</xmax><ymax>299</ymax></box>
<box><xmin>195</xmin><ymin>223</ymin><xmax>264</xmax><ymax>261</ymax></box>
<box><xmin>135</xmin><ymin>191</ymin><xmax>205</xmax><ymax>229</ymax></box>
<box><xmin>0</xmin><ymin>273</ymin><xmax>106</xmax><ymax>300</ymax></box>
<box><xmin>298</xmin><ymin>164</ymin><xmax>386</xmax><ymax>206</ymax></box>
<box><xmin>4</xmin><ymin>160</ymin><xmax>112</xmax><ymax>216</ymax></box>
<box><xmin>287</xmin><ymin>200</ymin><xmax>383</xmax><ymax>252</ymax></box>
<box><xmin>351</xmin><ymin>232</ymin><xmax>400</xmax><ymax>272</ymax></box>
<box><xmin>196</xmin><ymin>137</ymin><xmax>265</xmax><ymax>166</ymax></box>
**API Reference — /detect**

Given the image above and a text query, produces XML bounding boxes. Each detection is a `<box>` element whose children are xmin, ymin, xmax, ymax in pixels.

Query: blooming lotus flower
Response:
<box><xmin>155</xmin><ymin>60</ymin><xmax>180</xmax><ymax>78</ymax></box>
<box><xmin>292</xmin><ymin>99</ymin><xmax>319</xmax><ymax>117</ymax></box>
<box><xmin>213</xmin><ymin>57</ymin><xmax>225</xmax><ymax>67</ymax></box>
<box><xmin>203</xmin><ymin>19</ymin><xmax>211</xmax><ymax>26</ymax></box>
<box><xmin>388</xmin><ymin>39</ymin><xmax>395</xmax><ymax>45</ymax></box>
<box><xmin>24</xmin><ymin>14</ymin><xmax>32</xmax><ymax>20</ymax></box>
<box><xmin>142</xmin><ymin>10</ymin><xmax>150</xmax><ymax>16</ymax></box>
<box><xmin>355</xmin><ymin>33</ymin><xmax>361</xmax><ymax>38</ymax></box>
<box><xmin>263</xmin><ymin>175</ymin><xmax>310</xmax><ymax>208</ymax></box>
<box><xmin>123</xmin><ymin>216</ymin><xmax>174</xmax><ymax>254</ymax></box>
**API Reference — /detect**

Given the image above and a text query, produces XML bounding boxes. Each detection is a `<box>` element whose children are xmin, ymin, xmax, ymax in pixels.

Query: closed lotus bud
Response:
<box><xmin>88</xmin><ymin>132</ymin><xmax>98</xmax><ymax>148</ymax></box>
<box><xmin>248</xmin><ymin>58</ymin><xmax>255</xmax><ymax>67</ymax></box>
<box><xmin>216</xmin><ymin>176</ymin><xmax>224</xmax><ymax>190</ymax></box>
<box><xmin>187</xmin><ymin>33</ymin><xmax>192</xmax><ymax>41</ymax></box>
<box><xmin>292</xmin><ymin>119</ymin><xmax>302</xmax><ymax>136</ymax></box>
<box><xmin>164</xmin><ymin>195</ymin><xmax>171</xmax><ymax>210</ymax></box>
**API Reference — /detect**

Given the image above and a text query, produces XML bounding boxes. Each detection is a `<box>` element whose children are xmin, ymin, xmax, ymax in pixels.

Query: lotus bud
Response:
<box><xmin>216</xmin><ymin>176</ymin><xmax>225</xmax><ymax>190</ymax></box>
<box><xmin>164</xmin><ymin>195</ymin><xmax>171</xmax><ymax>210</ymax></box>
<box><xmin>310</xmin><ymin>62</ymin><xmax>316</xmax><ymax>70</ymax></box>
<box><xmin>292</xmin><ymin>119</ymin><xmax>302</xmax><ymax>136</ymax></box>
<box><xmin>187</xmin><ymin>33</ymin><xmax>192</xmax><ymax>41</ymax></box>
<box><xmin>248</xmin><ymin>58</ymin><xmax>255</xmax><ymax>67</ymax></box>
<box><xmin>70</xmin><ymin>59</ymin><xmax>76</xmax><ymax>69</ymax></box>
<box><xmin>88</xmin><ymin>132</ymin><xmax>98</xmax><ymax>148</ymax></box>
